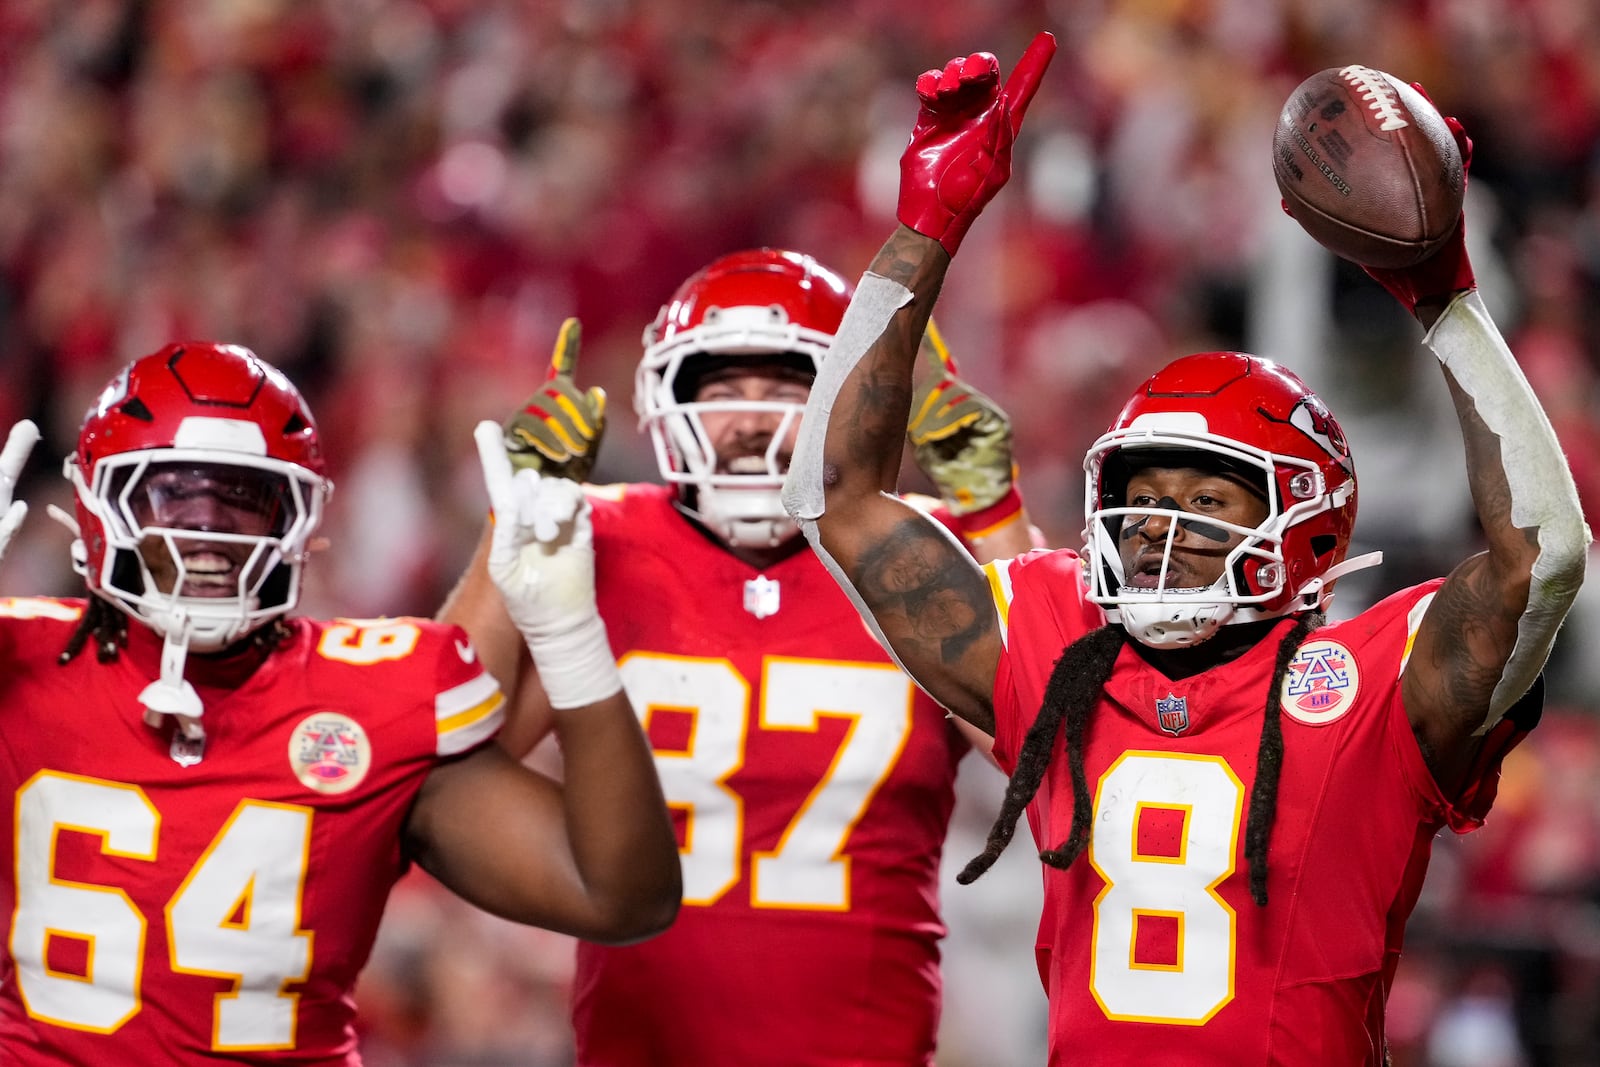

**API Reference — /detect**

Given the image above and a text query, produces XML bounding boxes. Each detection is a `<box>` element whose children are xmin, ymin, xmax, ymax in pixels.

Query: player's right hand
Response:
<box><xmin>501</xmin><ymin>317</ymin><xmax>607</xmax><ymax>482</ymax></box>
<box><xmin>0</xmin><ymin>420</ymin><xmax>39</xmax><ymax>563</ymax></box>
<box><xmin>897</xmin><ymin>31</ymin><xmax>1056</xmax><ymax>256</ymax></box>
<box><xmin>1361</xmin><ymin>92</ymin><xmax>1477</xmax><ymax>317</ymax></box>
<box><xmin>475</xmin><ymin>419</ymin><xmax>599</xmax><ymax>643</ymax></box>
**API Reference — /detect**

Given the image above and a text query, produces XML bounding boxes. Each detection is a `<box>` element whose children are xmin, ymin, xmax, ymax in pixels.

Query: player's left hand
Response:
<box><xmin>0</xmin><ymin>420</ymin><xmax>39</xmax><ymax>563</ymax></box>
<box><xmin>898</xmin><ymin>31</ymin><xmax>1056</xmax><ymax>256</ymax></box>
<box><xmin>475</xmin><ymin>420</ymin><xmax>599</xmax><ymax>642</ymax></box>
<box><xmin>906</xmin><ymin>321</ymin><xmax>1016</xmax><ymax>516</ymax></box>
<box><xmin>1360</xmin><ymin>88</ymin><xmax>1477</xmax><ymax>317</ymax></box>
<box><xmin>501</xmin><ymin>317</ymin><xmax>607</xmax><ymax>482</ymax></box>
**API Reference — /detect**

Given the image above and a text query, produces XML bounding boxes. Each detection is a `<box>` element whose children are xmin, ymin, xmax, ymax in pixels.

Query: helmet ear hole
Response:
<box><xmin>1310</xmin><ymin>534</ymin><xmax>1338</xmax><ymax>558</ymax></box>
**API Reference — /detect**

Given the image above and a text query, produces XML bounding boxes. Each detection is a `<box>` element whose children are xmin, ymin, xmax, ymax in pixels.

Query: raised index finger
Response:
<box><xmin>473</xmin><ymin>419</ymin><xmax>517</xmax><ymax>518</ymax></box>
<box><xmin>0</xmin><ymin>420</ymin><xmax>40</xmax><ymax>487</ymax></box>
<box><xmin>1003</xmin><ymin>31</ymin><xmax>1057</xmax><ymax>135</ymax></box>
<box><xmin>547</xmin><ymin>317</ymin><xmax>583</xmax><ymax>381</ymax></box>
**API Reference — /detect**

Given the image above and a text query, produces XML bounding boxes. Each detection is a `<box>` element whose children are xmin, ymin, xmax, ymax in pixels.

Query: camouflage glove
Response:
<box><xmin>906</xmin><ymin>319</ymin><xmax>1015</xmax><ymax>516</ymax></box>
<box><xmin>502</xmin><ymin>317</ymin><xmax>607</xmax><ymax>482</ymax></box>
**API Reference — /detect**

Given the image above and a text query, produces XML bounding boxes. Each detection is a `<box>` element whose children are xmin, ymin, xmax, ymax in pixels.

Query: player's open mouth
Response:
<box><xmin>723</xmin><ymin>455</ymin><xmax>787</xmax><ymax>475</ymax></box>
<box><xmin>177</xmin><ymin>551</ymin><xmax>244</xmax><ymax>597</ymax></box>
<box><xmin>1127</xmin><ymin>557</ymin><xmax>1192</xmax><ymax>590</ymax></box>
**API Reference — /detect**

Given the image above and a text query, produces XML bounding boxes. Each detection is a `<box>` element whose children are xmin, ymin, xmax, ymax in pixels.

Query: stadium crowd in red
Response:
<box><xmin>2</xmin><ymin>1</ymin><xmax>1598</xmax><ymax>1064</ymax></box>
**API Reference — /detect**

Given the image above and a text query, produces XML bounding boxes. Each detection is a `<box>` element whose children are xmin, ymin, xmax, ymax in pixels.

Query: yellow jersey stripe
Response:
<box><xmin>436</xmin><ymin>693</ymin><xmax>505</xmax><ymax>755</ymax></box>
<box><xmin>1398</xmin><ymin>591</ymin><xmax>1436</xmax><ymax>678</ymax></box>
<box><xmin>436</xmin><ymin>671</ymin><xmax>506</xmax><ymax>755</ymax></box>
<box><xmin>983</xmin><ymin>560</ymin><xmax>1015</xmax><ymax>646</ymax></box>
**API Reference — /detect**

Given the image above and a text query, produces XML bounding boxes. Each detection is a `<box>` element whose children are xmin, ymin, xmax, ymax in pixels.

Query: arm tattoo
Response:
<box><xmin>877</xmin><ymin>228</ymin><xmax>940</xmax><ymax>286</ymax></box>
<box><xmin>854</xmin><ymin>516</ymin><xmax>995</xmax><ymax>664</ymax></box>
<box><xmin>847</xmin><ymin>375</ymin><xmax>911</xmax><ymax>467</ymax></box>
<box><xmin>1417</xmin><ymin>554</ymin><xmax>1523</xmax><ymax>733</ymax></box>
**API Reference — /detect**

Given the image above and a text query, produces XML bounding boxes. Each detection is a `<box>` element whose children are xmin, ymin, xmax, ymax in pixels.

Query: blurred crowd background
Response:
<box><xmin>2</xmin><ymin>0</ymin><xmax>1599</xmax><ymax>1064</ymax></box>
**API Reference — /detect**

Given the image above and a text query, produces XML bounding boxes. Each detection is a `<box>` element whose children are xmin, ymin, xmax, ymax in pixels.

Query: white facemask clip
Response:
<box><xmin>138</xmin><ymin>611</ymin><xmax>205</xmax><ymax>742</ymax></box>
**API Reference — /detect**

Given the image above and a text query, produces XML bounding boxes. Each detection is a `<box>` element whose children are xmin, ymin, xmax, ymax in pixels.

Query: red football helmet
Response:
<box><xmin>68</xmin><ymin>343</ymin><xmax>332</xmax><ymax>651</ymax></box>
<box><xmin>1083</xmin><ymin>352</ymin><xmax>1367</xmax><ymax>648</ymax></box>
<box><xmin>635</xmin><ymin>248</ymin><xmax>852</xmax><ymax>547</ymax></box>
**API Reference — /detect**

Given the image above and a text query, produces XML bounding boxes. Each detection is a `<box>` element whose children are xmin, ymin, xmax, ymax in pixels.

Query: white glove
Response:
<box><xmin>0</xmin><ymin>420</ymin><xmax>40</xmax><ymax>564</ymax></box>
<box><xmin>474</xmin><ymin>419</ymin><xmax>622</xmax><ymax>709</ymax></box>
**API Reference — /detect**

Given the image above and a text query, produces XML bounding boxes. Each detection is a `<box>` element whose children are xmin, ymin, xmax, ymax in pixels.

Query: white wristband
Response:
<box><xmin>524</xmin><ymin>613</ymin><xmax>624</xmax><ymax>710</ymax></box>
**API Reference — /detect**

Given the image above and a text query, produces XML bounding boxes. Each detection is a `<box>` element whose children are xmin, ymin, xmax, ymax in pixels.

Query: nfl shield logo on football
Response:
<box><xmin>744</xmin><ymin>576</ymin><xmax>780</xmax><ymax>619</ymax></box>
<box><xmin>1156</xmin><ymin>693</ymin><xmax>1190</xmax><ymax>735</ymax></box>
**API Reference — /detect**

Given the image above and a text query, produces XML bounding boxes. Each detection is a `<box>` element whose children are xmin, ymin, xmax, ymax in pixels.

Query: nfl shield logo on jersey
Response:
<box><xmin>744</xmin><ymin>576</ymin><xmax>780</xmax><ymax>619</ymax></box>
<box><xmin>1156</xmin><ymin>693</ymin><xmax>1190</xmax><ymax>735</ymax></box>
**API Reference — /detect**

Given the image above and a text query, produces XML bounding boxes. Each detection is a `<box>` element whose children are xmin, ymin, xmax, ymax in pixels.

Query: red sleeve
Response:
<box><xmin>989</xmin><ymin>549</ymin><xmax>1101</xmax><ymax>771</ymax></box>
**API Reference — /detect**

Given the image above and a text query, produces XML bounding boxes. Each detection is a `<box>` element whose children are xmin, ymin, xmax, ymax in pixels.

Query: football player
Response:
<box><xmin>782</xmin><ymin>34</ymin><xmax>1589</xmax><ymax>1065</ymax></box>
<box><xmin>0</xmin><ymin>343</ymin><xmax>679</xmax><ymax>1064</ymax></box>
<box><xmin>441</xmin><ymin>248</ymin><xmax>1038</xmax><ymax>1066</ymax></box>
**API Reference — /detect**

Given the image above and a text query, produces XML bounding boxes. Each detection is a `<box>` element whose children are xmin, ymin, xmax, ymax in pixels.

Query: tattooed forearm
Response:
<box><xmin>847</xmin><ymin>375</ymin><xmax>913</xmax><ymax>470</ymax></box>
<box><xmin>874</xmin><ymin>226</ymin><xmax>951</xmax><ymax>288</ymax></box>
<box><xmin>823</xmin><ymin>226</ymin><xmax>954</xmax><ymax>489</ymax></box>
<box><xmin>854</xmin><ymin>517</ymin><xmax>996</xmax><ymax>664</ymax></box>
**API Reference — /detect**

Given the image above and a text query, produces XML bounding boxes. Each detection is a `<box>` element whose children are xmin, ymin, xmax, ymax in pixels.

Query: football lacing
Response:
<box><xmin>1339</xmin><ymin>64</ymin><xmax>1409</xmax><ymax>131</ymax></box>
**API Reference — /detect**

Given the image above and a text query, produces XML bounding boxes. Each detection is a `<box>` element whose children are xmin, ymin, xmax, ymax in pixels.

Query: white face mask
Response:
<box><xmin>637</xmin><ymin>307</ymin><xmax>829</xmax><ymax>550</ymax></box>
<box><xmin>1083</xmin><ymin>435</ymin><xmax>1331</xmax><ymax>650</ymax></box>
<box><xmin>72</xmin><ymin>446</ymin><xmax>328</xmax><ymax>651</ymax></box>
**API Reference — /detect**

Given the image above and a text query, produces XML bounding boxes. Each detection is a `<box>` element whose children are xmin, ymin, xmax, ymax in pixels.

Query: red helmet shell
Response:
<box><xmin>76</xmin><ymin>342</ymin><xmax>325</xmax><ymax>479</ymax></box>
<box><xmin>643</xmin><ymin>248</ymin><xmax>853</xmax><ymax>355</ymax></box>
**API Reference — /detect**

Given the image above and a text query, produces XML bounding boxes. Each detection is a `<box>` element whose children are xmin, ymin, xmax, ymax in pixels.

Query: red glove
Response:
<box><xmin>1360</xmin><ymin>87</ymin><xmax>1477</xmax><ymax>318</ymax></box>
<box><xmin>898</xmin><ymin>31</ymin><xmax>1056</xmax><ymax>256</ymax></box>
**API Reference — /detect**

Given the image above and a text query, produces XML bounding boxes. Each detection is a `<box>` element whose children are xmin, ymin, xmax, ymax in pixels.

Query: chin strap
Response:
<box><xmin>1294</xmin><ymin>550</ymin><xmax>1384</xmax><ymax>609</ymax></box>
<box><xmin>46</xmin><ymin>504</ymin><xmax>90</xmax><ymax>577</ymax></box>
<box><xmin>139</xmin><ymin>616</ymin><xmax>206</xmax><ymax>742</ymax></box>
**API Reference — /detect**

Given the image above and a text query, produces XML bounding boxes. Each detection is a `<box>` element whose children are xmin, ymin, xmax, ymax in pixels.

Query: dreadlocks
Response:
<box><xmin>1244</xmin><ymin>611</ymin><xmax>1321</xmax><ymax>904</ymax></box>
<box><xmin>57</xmin><ymin>596</ymin><xmax>295</xmax><ymax>667</ymax></box>
<box><xmin>957</xmin><ymin>612</ymin><xmax>1325</xmax><ymax>908</ymax></box>
<box><xmin>957</xmin><ymin>624</ymin><xmax>1124</xmax><ymax>885</ymax></box>
<box><xmin>58</xmin><ymin>596</ymin><xmax>127</xmax><ymax>665</ymax></box>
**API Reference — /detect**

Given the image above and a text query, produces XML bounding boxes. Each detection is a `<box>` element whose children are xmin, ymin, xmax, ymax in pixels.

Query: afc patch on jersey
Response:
<box><xmin>1280</xmin><ymin>638</ymin><xmax>1360</xmax><ymax>726</ymax></box>
<box><xmin>289</xmin><ymin>711</ymin><xmax>372</xmax><ymax>794</ymax></box>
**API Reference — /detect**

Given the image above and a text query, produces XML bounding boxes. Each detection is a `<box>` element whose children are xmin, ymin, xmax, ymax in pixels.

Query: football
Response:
<box><xmin>1273</xmin><ymin>65</ymin><xmax>1464</xmax><ymax>268</ymax></box>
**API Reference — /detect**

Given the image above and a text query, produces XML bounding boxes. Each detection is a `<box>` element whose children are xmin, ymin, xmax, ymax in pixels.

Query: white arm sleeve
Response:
<box><xmin>781</xmin><ymin>271</ymin><xmax>912</xmax><ymax>523</ymax></box>
<box><xmin>781</xmin><ymin>272</ymin><xmax>928</xmax><ymax>678</ymax></box>
<box><xmin>1424</xmin><ymin>289</ymin><xmax>1590</xmax><ymax>729</ymax></box>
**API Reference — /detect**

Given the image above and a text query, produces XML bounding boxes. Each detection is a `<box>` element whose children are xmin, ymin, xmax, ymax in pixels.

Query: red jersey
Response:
<box><xmin>572</xmin><ymin>484</ymin><xmax>969</xmax><ymax>1067</ymax></box>
<box><xmin>988</xmin><ymin>550</ymin><xmax>1529</xmax><ymax>1066</ymax></box>
<box><xmin>0</xmin><ymin>598</ymin><xmax>504</xmax><ymax>1066</ymax></box>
